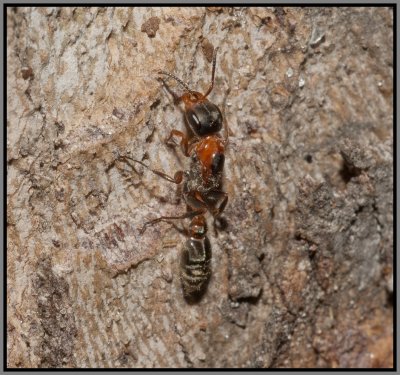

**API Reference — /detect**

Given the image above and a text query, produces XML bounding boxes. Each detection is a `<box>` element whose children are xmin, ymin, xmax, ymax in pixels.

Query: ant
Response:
<box><xmin>121</xmin><ymin>47</ymin><xmax>228</xmax><ymax>299</ymax></box>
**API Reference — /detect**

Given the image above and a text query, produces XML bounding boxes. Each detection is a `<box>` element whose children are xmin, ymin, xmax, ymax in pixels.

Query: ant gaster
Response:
<box><xmin>122</xmin><ymin>47</ymin><xmax>227</xmax><ymax>299</ymax></box>
<box><xmin>180</xmin><ymin>215</ymin><xmax>212</xmax><ymax>299</ymax></box>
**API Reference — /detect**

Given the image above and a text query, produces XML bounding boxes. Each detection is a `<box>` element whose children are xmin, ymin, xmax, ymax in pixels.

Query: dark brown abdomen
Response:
<box><xmin>180</xmin><ymin>237</ymin><xmax>212</xmax><ymax>299</ymax></box>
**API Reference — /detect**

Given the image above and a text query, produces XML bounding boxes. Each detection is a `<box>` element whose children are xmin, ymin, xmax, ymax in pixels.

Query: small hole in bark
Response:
<box><xmin>339</xmin><ymin>159</ymin><xmax>361</xmax><ymax>184</ymax></box>
<box><xmin>235</xmin><ymin>292</ymin><xmax>262</xmax><ymax>305</ymax></box>
<box><xmin>150</xmin><ymin>99</ymin><xmax>161</xmax><ymax>110</ymax></box>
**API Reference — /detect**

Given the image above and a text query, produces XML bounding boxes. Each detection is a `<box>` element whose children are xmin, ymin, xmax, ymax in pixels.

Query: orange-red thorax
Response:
<box><xmin>191</xmin><ymin>135</ymin><xmax>225</xmax><ymax>181</ymax></box>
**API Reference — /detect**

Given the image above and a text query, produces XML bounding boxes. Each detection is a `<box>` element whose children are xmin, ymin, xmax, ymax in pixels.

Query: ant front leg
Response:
<box><xmin>165</xmin><ymin>129</ymin><xmax>190</xmax><ymax>157</ymax></box>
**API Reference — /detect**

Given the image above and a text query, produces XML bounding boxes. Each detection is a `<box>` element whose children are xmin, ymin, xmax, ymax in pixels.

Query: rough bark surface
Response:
<box><xmin>7</xmin><ymin>7</ymin><xmax>393</xmax><ymax>368</ymax></box>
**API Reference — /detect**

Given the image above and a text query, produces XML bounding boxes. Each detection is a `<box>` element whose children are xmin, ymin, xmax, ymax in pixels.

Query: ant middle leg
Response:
<box><xmin>165</xmin><ymin>129</ymin><xmax>190</xmax><ymax>157</ymax></box>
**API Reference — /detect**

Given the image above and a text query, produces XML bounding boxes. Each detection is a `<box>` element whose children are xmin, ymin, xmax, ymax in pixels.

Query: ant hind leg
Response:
<box><xmin>140</xmin><ymin>209</ymin><xmax>206</xmax><ymax>234</ymax></box>
<box><xmin>203</xmin><ymin>191</ymin><xmax>229</xmax><ymax>236</ymax></box>
<box><xmin>119</xmin><ymin>155</ymin><xmax>183</xmax><ymax>184</ymax></box>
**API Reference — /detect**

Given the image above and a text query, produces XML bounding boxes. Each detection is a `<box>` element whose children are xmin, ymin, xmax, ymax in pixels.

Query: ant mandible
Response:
<box><xmin>122</xmin><ymin>47</ymin><xmax>228</xmax><ymax>299</ymax></box>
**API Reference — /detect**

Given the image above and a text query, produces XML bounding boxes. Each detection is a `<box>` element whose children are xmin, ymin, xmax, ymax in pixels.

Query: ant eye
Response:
<box><xmin>188</xmin><ymin>111</ymin><xmax>201</xmax><ymax>127</ymax></box>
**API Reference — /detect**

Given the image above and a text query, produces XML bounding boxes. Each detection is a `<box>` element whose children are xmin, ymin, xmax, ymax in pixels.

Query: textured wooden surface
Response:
<box><xmin>7</xmin><ymin>7</ymin><xmax>393</xmax><ymax>368</ymax></box>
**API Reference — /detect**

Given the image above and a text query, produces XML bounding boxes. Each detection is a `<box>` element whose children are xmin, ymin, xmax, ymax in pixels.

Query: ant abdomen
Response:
<box><xmin>180</xmin><ymin>236</ymin><xmax>212</xmax><ymax>299</ymax></box>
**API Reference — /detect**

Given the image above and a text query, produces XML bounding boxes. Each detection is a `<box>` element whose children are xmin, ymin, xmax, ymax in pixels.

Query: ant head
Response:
<box><xmin>184</xmin><ymin>98</ymin><xmax>223</xmax><ymax>136</ymax></box>
<box><xmin>158</xmin><ymin>47</ymin><xmax>222</xmax><ymax>136</ymax></box>
<box><xmin>189</xmin><ymin>215</ymin><xmax>207</xmax><ymax>239</ymax></box>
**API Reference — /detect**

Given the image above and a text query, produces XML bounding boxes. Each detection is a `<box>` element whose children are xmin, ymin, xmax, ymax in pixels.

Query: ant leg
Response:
<box><xmin>201</xmin><ymin>190</ymin><xmax>228</xmax><ymax>236</ymax></box>
<box><xmin>140</xmin><ymin>209</ymin><xmax>206</xmax><ymax>234</ymax></box>
<box><xmin>165</xmin><ymin>129</ymin><xmax>189</xmax><ymax>157</ymax></box>
<box><xmin>203</xmin><ymin>190</ymin><xmax>228</xmax><ymax>217</ymax></box>
<box><xmin>170</xmin><ymin>221</ymin><xmax>189</xmax><ymax>237</ymax></box>
<box><xmin>216</xmin><ymin>193</ymin><xmax>228</xmax><ymax>217</ymax></box>
<box><xmin>119</xmin><ymin>156</ymin><xmax>183</xmax><ymax>184</ymax></box>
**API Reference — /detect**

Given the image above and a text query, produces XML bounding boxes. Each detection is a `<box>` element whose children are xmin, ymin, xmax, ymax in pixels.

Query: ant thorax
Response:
<box><xmin>184</xmin><ymin>154</ymin><xmax>223</xmax><ymax>194</ymax></box>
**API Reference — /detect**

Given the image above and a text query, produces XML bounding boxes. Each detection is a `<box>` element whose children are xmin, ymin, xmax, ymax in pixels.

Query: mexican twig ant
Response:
<box><xmin>124</xmin><ymin>47</ymin><xmax>228</xmax><ymax>299</ymax></box>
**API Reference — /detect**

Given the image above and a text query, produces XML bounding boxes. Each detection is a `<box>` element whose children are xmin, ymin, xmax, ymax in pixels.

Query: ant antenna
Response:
<box><xmin>158</xmin><ymin>70</ymin><xmax>192</xmax><ymax>92</ymax></box>
<box><xmin>204</xmin><ymin>47</ymin><xmax>219</xmax><ymax>97</ymax></box>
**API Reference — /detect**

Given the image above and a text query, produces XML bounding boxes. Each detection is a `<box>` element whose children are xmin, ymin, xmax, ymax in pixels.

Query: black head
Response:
<box><xmin>185</xmin><ymin>100</ymin><xmax>223</xmax><ymax>136</ymax></box>
<box><xmin>159</xmin><ymin>47</ymin><xmax>222</xmax><ymax>138</ymax></box>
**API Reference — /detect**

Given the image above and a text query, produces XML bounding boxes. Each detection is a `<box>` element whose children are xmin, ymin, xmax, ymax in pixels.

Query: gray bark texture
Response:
<box><xmin>7</xmin><ymin>6</ymin><xmax>393</xmax><ymax>368</ymax></box>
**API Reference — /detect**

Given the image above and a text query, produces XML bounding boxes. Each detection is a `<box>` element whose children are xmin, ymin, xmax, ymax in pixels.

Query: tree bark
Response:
<box><xmin>7</xmin><ymin>6</ymin><xmax>393</xmax><ymax>368</ymax></box>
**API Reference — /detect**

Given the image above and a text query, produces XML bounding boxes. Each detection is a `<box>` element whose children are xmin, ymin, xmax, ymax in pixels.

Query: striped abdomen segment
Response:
<box><xmin>180</xmin><ymin>237</ymin><xmax>212</xmax><ymax>299</ymax></box>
